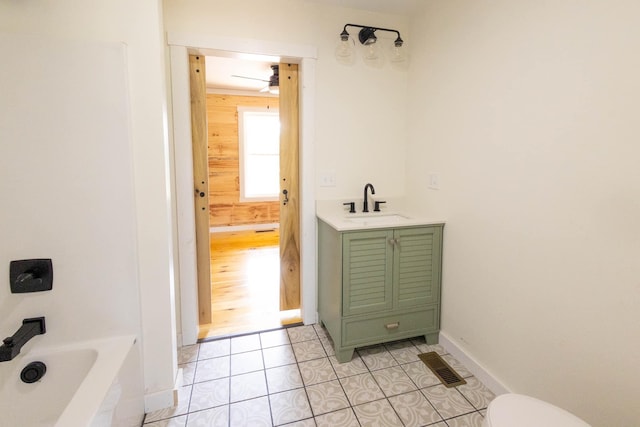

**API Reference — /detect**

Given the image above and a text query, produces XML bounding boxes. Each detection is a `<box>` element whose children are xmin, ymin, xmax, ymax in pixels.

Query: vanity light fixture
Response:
<box><xmin>335</xmin><ymin>23</ymin><xmax>406</xmax><ymax>66</ymax></box>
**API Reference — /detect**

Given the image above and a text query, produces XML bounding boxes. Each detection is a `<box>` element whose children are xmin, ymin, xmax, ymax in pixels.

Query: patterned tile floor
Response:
<box><xmin>143</xmin><ymin>324</ymin><xmax>495</xmax><ymax>427</ymax></box>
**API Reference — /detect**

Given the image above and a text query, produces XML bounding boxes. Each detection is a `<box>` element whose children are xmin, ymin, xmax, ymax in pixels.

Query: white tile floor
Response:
<box><xmin>143</xmin><ymin>324</ymin><xmax>495</xmax><ymax>427</ymax></box>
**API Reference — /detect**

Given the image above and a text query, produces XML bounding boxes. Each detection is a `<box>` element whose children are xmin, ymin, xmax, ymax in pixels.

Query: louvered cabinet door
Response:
<box><xmin>342</xmin><ymin>229</ymin><xmax>394</xmax><ymax>316</ymax></box>
<box><xmin>394</xmin><ymin>226</ymin><xmax>443</xmax><ymax>309</ymax></box>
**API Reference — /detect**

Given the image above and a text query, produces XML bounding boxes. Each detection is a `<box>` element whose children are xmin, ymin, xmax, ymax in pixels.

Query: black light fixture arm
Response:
<box><xmin>341</xmin><ymin>23</ymin><xmax>404</xmax><ymax>47</ymax></box>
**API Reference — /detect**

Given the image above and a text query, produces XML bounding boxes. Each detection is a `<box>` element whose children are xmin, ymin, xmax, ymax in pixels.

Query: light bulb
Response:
<box><xmin>335</xmin><ymin>39</ymin><xmax>352</xmax><ymax>58</ymax></box>
<box><xmin>363</xmin><ymin>39</ymin><xmax>380</xmax><ymax>60</ymax></box>
<box><xmin>389</xmin><ymin>45</ymin><xmax>405</xmax><ymax>63</ymax></box>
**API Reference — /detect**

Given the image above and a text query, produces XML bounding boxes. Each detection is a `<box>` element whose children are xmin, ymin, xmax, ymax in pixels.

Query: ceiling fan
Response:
<box><xmin>232</xmin><ymin>64</ymin><xmax>279</xmax><ymax>94</ymax></box>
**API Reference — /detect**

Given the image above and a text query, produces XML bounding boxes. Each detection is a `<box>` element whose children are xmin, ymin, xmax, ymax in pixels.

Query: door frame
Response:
<box><xmin>168</xmin><ymin>33</ymin><xmax>318</xmax><ymax>346</ymax></box>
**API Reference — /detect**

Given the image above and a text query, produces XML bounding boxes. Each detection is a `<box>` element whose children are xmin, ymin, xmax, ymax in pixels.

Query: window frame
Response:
<box><xmin>237</xmin><ymin>106</ymin><xmax>280</xmax><ymax>202</ymax></box>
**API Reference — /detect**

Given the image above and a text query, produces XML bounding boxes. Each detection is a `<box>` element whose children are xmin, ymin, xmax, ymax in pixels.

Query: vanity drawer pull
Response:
<box><xmin>385</xmin><ymin>322</ymin><xmax>400</xmax><ymax>330</ymax></box>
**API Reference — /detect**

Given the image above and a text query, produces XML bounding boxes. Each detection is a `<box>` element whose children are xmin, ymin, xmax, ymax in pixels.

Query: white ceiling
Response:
<box><xmin>205</xmin><ymin>56</ymin><xmax>276</xmax><ymax>93</ymax></box>
<box><xmin>205</xmin><ymin>0</ymin><xmax>418</xmax><ymax>92</ymax></box>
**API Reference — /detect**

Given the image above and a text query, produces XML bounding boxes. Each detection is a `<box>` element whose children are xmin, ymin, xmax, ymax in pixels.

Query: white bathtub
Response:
<box><xmin>0</xmin><ymin>335</ymin><xmax>143</xmax><ymax>427</ymax></box>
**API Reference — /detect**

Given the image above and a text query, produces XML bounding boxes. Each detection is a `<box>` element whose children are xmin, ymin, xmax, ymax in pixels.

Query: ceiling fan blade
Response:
<box><xmin>231</xmin><ymin>74</ymin><xmax>269</xmax><ymax>82</ymax></box>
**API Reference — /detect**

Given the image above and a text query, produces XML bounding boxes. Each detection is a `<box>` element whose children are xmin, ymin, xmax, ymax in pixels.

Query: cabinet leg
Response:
<box><xmin>335</xmin><ymin>347</ymin><xmax>354</xmax><ymax>363</ymax></box>
<box><xmin>424</xmin><ymin>332</ymin><xmax>439</xmax><ymax>345</ymax></box>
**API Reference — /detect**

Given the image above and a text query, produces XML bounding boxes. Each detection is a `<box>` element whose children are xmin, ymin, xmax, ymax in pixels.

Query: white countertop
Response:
<box><xmin>316</xmin><ymin>198</ymin><xmax>445</xmax><ymax>231</ymax></box>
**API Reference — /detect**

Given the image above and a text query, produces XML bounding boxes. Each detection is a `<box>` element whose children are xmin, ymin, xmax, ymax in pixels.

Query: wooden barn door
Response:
<box><xmin>189</xmin><ymin>54</ymin><xmax>212</xmax><ymax>324</ymax></box>
<box><xmin>278</xmin><ymin>63</ymin><xmax>301</xmax><ymax>311</ymax></box>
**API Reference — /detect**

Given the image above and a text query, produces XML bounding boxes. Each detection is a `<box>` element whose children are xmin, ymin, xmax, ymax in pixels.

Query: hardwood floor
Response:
<box><xmin>198</xmin><ymin>229</ymin><xmax>301</xmax><ymax>339</ymax></box>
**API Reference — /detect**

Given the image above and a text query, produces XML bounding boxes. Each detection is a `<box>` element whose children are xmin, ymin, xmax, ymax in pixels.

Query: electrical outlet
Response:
<box><xmin>428</xmin><ymin>173</ymin><xmax>440</xmax><ymax>190</ymax></box>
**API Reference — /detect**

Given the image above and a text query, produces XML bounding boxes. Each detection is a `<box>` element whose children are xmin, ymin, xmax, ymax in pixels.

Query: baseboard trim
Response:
<box><xmin>144</xmin><ymin>369</ymin><xmax>182</xmax><ymax>413</ymax></box>
<box><xmin>144</xmin><ymin>389</ymin><xmax>176</xmax><ymax>413</ymax></box>
<box><xmin>210</xmin><ymin>223</ymin><xmax>279</xmax><ymax>233</ymax></box>
<box><xmin>439</xmin><ymin>331</ymin><xmax>511</xmax><ymax>396</ymax></box>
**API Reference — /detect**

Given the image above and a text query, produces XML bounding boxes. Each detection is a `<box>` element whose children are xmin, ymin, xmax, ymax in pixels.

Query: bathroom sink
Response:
<box><xmin>345</xmin><ymin>214</ymin><xmax>410</xmax><ymax>226</ymax></box>
<box><xmin>316</xmin><ymin>200</ymin><xmax>445</xmax><ymax>231</ymax></box>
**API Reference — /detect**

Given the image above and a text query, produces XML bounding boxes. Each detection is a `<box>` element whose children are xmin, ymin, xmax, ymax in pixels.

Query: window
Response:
<box><xmin>238</xmin><ymin>107</ymin><xmax>280</xmax><ymax>201</ymax></box>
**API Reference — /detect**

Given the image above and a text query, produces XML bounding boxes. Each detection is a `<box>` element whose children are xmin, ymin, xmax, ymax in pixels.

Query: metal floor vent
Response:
<box><xmin>418</xmin><ymin>352</ymin><xmax>467</xmax><ymax>388</ymax></box>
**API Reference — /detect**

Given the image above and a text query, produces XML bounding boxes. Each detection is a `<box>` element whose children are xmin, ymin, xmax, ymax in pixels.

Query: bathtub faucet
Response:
<box><xmin>0</xmin><ymin>317</ymin><xmax>46</xmax><ymax>362</ymax></box>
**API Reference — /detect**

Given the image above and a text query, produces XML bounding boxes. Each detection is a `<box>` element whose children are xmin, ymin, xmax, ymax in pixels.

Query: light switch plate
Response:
<box><xmin>428</xmin><ymin>173</ymin><xmax>440</xmax><ymax>190</ymax></box>
<box><xmin>320</xmin><ymin>170</ymin><xmax>337</xmax><ymax>187</ymax></box>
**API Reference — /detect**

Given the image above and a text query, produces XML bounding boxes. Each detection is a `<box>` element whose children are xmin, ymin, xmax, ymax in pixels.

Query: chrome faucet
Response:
<box><xmin>363</xmin><ymin>183</ymin><xmax>375</xmax><ymax>213</ymax></box>
<box><xmin>0</xmin><ymin>317</ymin><xmax>46</xmax><ymax>362</ymax></box>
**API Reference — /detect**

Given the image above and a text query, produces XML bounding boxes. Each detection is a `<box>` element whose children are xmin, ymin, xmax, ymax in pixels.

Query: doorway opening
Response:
<box><xmin>169</xmin><ymin>36</ymin><xmax>317</xmax><ymax>347</ymax></box>
<box><xmin>198</xmin><ymin>56</ymin><xmax>301</xmax><ymax>339</ymax></box>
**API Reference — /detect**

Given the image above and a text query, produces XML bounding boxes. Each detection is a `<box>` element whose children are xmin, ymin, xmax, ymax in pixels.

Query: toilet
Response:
<box><xmin>483</xmin><ymin>393</ymin><xmax>591</xmax><ymax>427</ymax></box>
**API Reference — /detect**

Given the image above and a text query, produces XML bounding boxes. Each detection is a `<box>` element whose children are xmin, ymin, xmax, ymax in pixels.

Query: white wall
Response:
<box><xmin>0</xmin><ymin>0</ymin><xmax>178</xmax><ymax>411</ymax></box>
<box><xmin>0</xmin><ymin>35</ymin><xmax>139</xmax><ymax>344</ymax></box>
<box><xmin>406</xmin><ymin>1</ymin><xmax>640</xmax><ymax>426</ymax></box>
<box><xmin>163</xmin><ymin>0</ymin><xmax>410</xmax><ymax>200</ymax></box>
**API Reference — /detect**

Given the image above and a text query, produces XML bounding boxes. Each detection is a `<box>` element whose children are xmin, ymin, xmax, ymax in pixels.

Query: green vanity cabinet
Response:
<box><xmin>318</xmin><ymin>220</ymin><xmax>444</xmax><ymax>362</ymax></box>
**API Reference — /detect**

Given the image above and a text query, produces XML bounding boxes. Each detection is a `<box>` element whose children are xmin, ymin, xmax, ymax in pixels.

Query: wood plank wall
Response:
<box><xmin>207</xmin><ymin>94</ymin><xmax>280</xmax><ymax>227</ymax></box>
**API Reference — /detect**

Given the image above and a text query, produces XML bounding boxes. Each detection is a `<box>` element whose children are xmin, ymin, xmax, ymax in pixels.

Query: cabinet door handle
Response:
<box><xmin>388</xmin><ymin>238</ymin><xmax>398</xmax><ymax>246</ymax></box>
<box><xmin>385</xmin><ymin>322</ymin><xmax>400</xmax><ymax>330</ymax></box>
